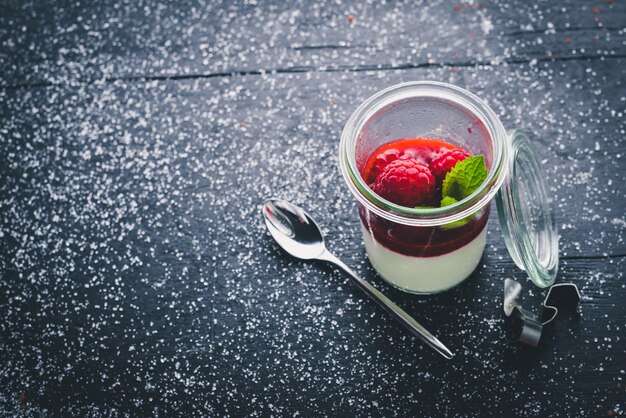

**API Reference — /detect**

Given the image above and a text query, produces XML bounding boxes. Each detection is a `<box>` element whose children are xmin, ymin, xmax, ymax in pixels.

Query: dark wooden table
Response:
<box><xmin>1</xmin><ymin>1</ymin><xmax>625</xmax><ymax>416</ymax></box>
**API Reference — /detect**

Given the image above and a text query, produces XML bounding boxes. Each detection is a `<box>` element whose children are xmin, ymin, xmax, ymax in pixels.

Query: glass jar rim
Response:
<box><xmin>339</xmin><ymin>81</ymin><xmax>510</xmax><ymax>227</ymax></box>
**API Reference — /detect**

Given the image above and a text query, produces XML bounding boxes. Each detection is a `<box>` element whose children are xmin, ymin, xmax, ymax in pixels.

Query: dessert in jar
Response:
<box><xmin>339</xmin><ymin>81</ymin><xmax>558</xmax><ymax>294</ymax></box>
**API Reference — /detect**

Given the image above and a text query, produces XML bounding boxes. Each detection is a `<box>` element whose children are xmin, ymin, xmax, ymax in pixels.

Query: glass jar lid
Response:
<box><xmin>495</xmin><ymin>130</ymin><xmax>559</xmax><ymax>288</ymax></box>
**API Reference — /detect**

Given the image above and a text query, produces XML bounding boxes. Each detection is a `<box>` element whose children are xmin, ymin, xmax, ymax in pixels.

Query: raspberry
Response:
<box><xmin>367</xmin><ymin>149</ymin><xmax>404</xmax><ymax>183</ymax></box>
<box><xmin>372</xmin><ymin>159</ymin><xmax>436</xmax><ymax>207</ymax></box>
<box><xmin>430</xmin><ymin>149</ymin><xmax>470</xmax><ymax>178</ymax></box>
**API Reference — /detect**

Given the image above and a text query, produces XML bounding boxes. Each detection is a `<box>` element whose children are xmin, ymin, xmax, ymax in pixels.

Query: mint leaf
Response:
<box><xmin>441</xmin><ymin>155</ymin><xmax>488</xmax><ymax>201</ymax></box>
<box><xmin>439</xmin><ymin>156</ymin><xmax>487</xmax><ymax>229</ymax></box>
<box><xmin>442</xmin><ymin>218</ymin><xmax>469</xmax><ymax>229</ymax></box>
<box><xmin>439</xmin><ymin>196</ymin><xmax>469</xmax><ymax>229</ymax></box>
<box><xmin>440</xmin><ymin>196</ymin><xmax>458</xmax><ymax>207</ymax></box>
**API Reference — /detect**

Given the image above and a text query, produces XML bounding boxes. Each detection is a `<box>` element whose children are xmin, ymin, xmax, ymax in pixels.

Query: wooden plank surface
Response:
<box><xmin>1</xmin><ymin>1</ymin><xmax>625</xmax><ymax>416</ymax></box>
<box><xmin>1</xmin><ymin>0</ymin><xmax>625</xmax><ymax>86</ymax></box>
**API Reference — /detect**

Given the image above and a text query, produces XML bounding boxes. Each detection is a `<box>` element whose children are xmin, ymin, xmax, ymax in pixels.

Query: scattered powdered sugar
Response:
<box><xmin>0</xmin><ymin>0</ymin><xmax>624</xmax><ymax>416</ymax></box>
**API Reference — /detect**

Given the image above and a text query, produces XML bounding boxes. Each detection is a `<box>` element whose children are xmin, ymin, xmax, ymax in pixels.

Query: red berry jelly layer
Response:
<box><xmin>360</xmin><ymin>138</ymin><xmax>489</xmax><ymax>257</ymax></box>
<box><xmin>359</xmin><ymin>204</ymin><xmax>489</xmax><ymax>257</ymax></box>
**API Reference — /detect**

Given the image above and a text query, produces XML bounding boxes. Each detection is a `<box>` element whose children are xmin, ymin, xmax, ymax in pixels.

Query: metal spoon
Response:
<box><xmin>262</xmin><ymin>198</ymin><xmax>454</xmax><ymax>359</ymax></box>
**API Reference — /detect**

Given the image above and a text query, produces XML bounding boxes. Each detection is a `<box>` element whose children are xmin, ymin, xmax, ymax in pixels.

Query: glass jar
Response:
<box><xmin>339</xmin><ymin>81</ymin><xmax>558</xmax><ymax>294</ymax></box>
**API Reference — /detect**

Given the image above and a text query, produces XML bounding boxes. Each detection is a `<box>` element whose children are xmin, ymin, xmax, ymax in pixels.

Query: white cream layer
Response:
<box><xmin>361</xmin><ymin>223</ymin><xmax>487</xmax><ymax>294</ymax></box>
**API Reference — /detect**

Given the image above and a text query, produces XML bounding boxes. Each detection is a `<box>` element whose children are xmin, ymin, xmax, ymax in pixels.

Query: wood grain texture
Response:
<box><xmin>0</xmin><ymin>1</ymin><xmax>624</xmax><ymax>416</ymax></box>
<box><xmin>1</xmin><ymin>0</ymin><xmax>625</xmax><ymax>87</ymax></box>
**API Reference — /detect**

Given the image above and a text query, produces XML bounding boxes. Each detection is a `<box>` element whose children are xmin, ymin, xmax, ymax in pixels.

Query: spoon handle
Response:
<box><xmin>317</xmin><ymin>250</ymin><xmax>454</xmax><ymax>360</ymax></box>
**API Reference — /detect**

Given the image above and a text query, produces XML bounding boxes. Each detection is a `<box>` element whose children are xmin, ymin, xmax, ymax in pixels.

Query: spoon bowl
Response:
<box><xmin>263</xmin><ymin>199</ymin><xmax>326</xmax><ymax>260</ymax></box>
